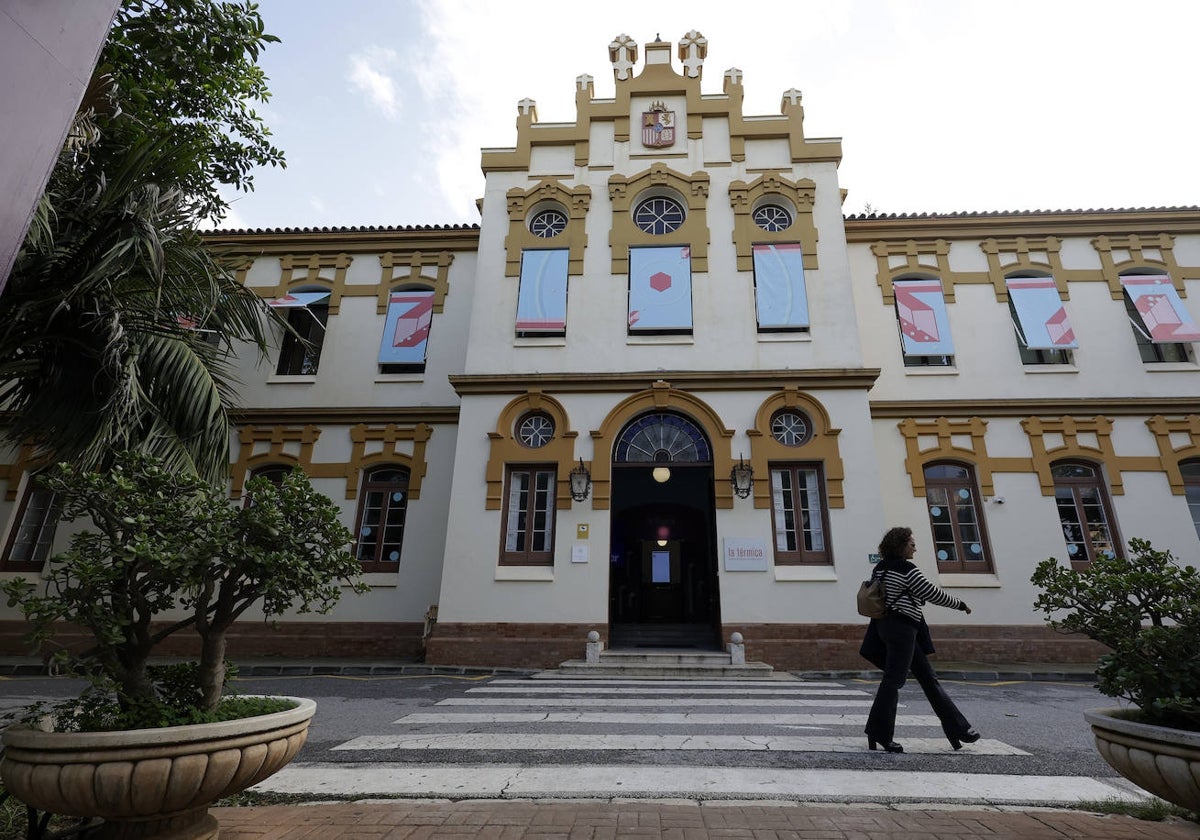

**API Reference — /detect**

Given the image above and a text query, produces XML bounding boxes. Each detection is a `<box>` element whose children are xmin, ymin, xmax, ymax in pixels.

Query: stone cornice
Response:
<box><xmin>844</xmin><ymin>208</ymin><xmax>1200</xmax><ymax>242</ymax></box>
<box><xmin>228</xmin><ymin>407</ymin><xmax>461</xmax><ymax>425</ymax></box>
<box><xmin>450</xmin><ymin>369</ymin><xmax>880</xmax><ymax>395</ymax></box>
<box><xmin>870</xmin><ymin>397</ymin><xmax>1200</xmax><ymax>419</ymax></box>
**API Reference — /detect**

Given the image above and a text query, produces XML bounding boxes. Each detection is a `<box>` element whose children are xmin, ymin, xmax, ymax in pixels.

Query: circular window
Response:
<box><xmin>529</xmin><ymin>208</ymin><xmax>567</xmax><ymax>238</ymax></box>
<box><xmin>770</xmin><ymin>410</ymin><xmax>812</xmax><ymax>446</ymax></box>
<box><xmin>633</xmin><ymin>196</ymin><xmax>686</xmax><ymax>235</ymax></box>
<box><xmin>753</xmin><ymin>204</ymin><xmax>793</xmax><ymax>232</ymax></box>
<box><xmin>516</xmin><ymin>412</ymin><xmax>555</xmax><ymax>448</ymax></box>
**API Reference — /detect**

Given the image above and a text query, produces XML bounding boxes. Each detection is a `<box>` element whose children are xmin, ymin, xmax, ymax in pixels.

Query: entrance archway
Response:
<box><xmin>608</xmin><ymin>412</ymin><xmax>720</xmax><ymax>649</ymax></box>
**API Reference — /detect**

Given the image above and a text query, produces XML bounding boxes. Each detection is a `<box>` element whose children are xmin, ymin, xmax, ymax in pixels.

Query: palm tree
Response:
<box><xmin>0</xmin><ymin>133</ymin><xmax>278</xmax><ymax>482</ymax></box>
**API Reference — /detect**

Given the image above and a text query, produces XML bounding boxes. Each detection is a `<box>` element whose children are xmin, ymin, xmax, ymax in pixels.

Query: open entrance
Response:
<box><xmin>608</xmin><ymin>412</ymin><xmax>720</xmax><ymax>650</ymax></box>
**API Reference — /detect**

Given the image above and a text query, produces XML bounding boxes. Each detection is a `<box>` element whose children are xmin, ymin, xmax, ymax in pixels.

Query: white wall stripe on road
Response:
<box><xmin>331</xmin><ymin>733</ymin><xmax>1028</xmax><ymax>755</ymax></box>
<box><xmin>395</xmin><ymin>712</ymin><xmax>942</xmax><ymax>726</ymax></box>
<box><xmin>492</xmin><ymin>679</ymin><xmax>846</xmax><ymax>688</ymax></box>
<box><xmin>254</xmin><ymin>762</ymin><xmax>1145</xmax><ymax>805</ymax></box>
<box><xmin>437</xmin><ymin>697</ymin><xmax>875</xmax><ymax>708</ymax></box>
<box><xmin>468</xmin><ymin>686</ymin><xmax>869</xmax><ymax>696</ymax></box>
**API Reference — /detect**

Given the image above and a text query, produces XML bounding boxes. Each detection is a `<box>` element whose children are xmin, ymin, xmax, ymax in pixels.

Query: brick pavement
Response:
<box><xmin>212</xmin><ymin>800</ymin><xmax>1200</xmax><ymax>839</ymax></box>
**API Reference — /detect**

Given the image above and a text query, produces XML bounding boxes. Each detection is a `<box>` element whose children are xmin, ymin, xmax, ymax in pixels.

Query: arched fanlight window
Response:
<box><xmin>614</xmin><ymin>412</ymin><xmax>711</xmax><ymax>463</ymax></box>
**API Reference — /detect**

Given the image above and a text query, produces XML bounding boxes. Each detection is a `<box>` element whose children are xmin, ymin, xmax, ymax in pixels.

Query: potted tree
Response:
<box><xmin>0</xmin><ymin>453</ymin><xmax>366</xmax><ymax>839</ymax></box>
<box><xmin>1031</xmin><ymin>538</ymin><xmax>1200</xmax><ymax>810</ymax></box>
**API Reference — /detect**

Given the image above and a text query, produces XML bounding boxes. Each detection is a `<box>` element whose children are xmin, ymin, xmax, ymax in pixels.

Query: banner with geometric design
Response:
<box><xmin>1006</xmin><ymin>276</ymin><xmax>1077</xmax><ymax>349</ymax></box>
<box><xmin>752</xmin><ymin>244</ymin><xmax>809</xmax><ymax>329</ymax></box>
<box><xmin>893</xmin><ymin>279</ymin><xmax>954</xmax><ymax>355</ymax></box>
<box><xmin>628</xmin><ymin>246</ymin><xmax>692</xmax><ymax>332</ymax></box>
<box><xmin>1120</xmin><ymin>275</ymin><xmax>1200</xmax><ymax>343</ymax></box>
<box><xmin>379</xmin><ymin>290</ymin><xmax>434</xmax><ymax>364</ymax></box>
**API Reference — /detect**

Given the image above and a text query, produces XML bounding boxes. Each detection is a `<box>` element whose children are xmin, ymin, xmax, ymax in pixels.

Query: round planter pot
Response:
<box><xmin>1084</xmin><ymin>707</ymin><xmax>1200</xmax><ymax>811</ymax></box>
<box><xmin>1</xmin><ymin>696</ymin><xmax>315</xmax><ymax>840</ymax></box>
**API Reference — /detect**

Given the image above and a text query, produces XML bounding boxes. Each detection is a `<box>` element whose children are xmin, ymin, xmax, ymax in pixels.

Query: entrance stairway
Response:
<box><xmin>535</xmin><ymin>648</ymin><xmax>785</xmax><ymax>679</ymax></box>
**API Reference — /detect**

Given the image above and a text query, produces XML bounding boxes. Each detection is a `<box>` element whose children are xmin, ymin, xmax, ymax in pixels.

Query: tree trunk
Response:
<box><xmin>196</xmin><ymin>630</ymin><xmax>227</xmax><ymax>713</ymax></box>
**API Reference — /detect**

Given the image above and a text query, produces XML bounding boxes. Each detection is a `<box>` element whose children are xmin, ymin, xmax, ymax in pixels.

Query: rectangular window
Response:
<box><xmin>379</xmin><ymin>290</ymin><xmax>434</xmax><ymax>372</ymax></box>
<box><xmin>515</xmin><ymin>249</ymin><xmax>569</xmax><ymax>337</ymax></box>
<box><xmin>1006</xmin><ymin>276</ymin><xmax>1075</xmax><ymax>365</ymax></box>
<box><xmin>769</xmin><ymin>464</ymin><xmax>831</xmax><ymax>565</ymax></box>
<box><xmin>271</xmin><ymin>292</ymin><xmax>330</xmax><ymax>376</ymax></box>
<box><xmin>501</xmin><ymin>465</ymin><xmax>556</xmax><ymax>565</ymax></box>
<box><xmin>1121</xmin><ymin>276</ymin><xmax>1198</xmax><ymax>363</ymax></box>
<box><xmin>2</xmin><ymin>482</ymin><xmax>60</xmax><ymax>572</ymax></box>
<box><xmin>894</xmin><ymin>279</ymin><xmax>954</xmax><ymax>366</ymax></box>
<box><xmin>753</xmin><ymin>243</ymin><xmax>809</xmax><ymax>331</ymax></box>
<box><xmin>1052</xmin><ymin>463</ymin><xmax>1120</xmax><ymax>569</ymax></box>
<box><xmin>923</xmin><ymin>464</ymin><xmax>993</xmax><ymax>573</ymax></box>
<box><xmin>628</xmin><ymin>245</ymin><xmax>692</xmax><ymax>334</ymax></box>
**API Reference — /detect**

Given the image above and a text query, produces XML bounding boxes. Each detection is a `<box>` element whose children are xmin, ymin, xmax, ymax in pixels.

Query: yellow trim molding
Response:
<box><xmin>485</xmin><ymin>392</ymin><xmax>581</xmax><ymax>511</ymax></box>
<box><xmin>729</xmin><ymin>173</ymin><xmax>818</xmax><ymax>272</ymax></box>
<box><xmin>503</xmin><ymin>180</ymin><xmax>591</xmax><ymax>278</ymax></box>
<box><xmin>746</xmin><ymin>388</ymin><xmax>844</xmax><ymax>509</ymax></box>
<box><xmin>608</xmin><ymin>163</ymin><xmax>711</xmax><ymax>274</ymax></box>
<box><xmin>1146</xmin><ymin>414</ymin><xmax>1200</xmax><ymax>495</ymax></box>
<box><xmin>377</xmin><ymin>252</ymin><xmax>455</xmax><ymax>314</ymax></box>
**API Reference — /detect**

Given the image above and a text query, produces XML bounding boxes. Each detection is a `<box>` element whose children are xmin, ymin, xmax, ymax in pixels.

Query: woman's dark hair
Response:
<box><xmin>879</xmin><ymin>526</ymin><xmax>913</xmax><ymax>560</ymax></box>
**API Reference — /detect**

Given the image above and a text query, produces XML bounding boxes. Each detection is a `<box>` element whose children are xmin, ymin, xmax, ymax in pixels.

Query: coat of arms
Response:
<box><xmin>642</xmin><ymin>102</ymin><xmax>675</xmax><ymax>148</ymax></box>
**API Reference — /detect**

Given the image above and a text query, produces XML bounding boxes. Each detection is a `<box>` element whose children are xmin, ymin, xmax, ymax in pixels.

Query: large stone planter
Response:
<box><xmin>1</xmin><ymin>696</ymin><xmax>315</xmax><ymax>840</ymax></box>
<box><xmin>1085</xmin><ymin>707</ymin><xmax>1200</xmax><ymax>811</ymax></box>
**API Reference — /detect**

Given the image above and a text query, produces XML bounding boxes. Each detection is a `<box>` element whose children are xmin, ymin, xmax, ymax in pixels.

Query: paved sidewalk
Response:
<box><xmin>212</xmin><ymin>800</ymin><xmax>1200</xmax><ymax>839</ymax></box>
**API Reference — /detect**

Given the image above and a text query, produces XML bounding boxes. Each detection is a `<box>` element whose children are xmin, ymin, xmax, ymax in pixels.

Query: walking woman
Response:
<box><xmin>860</xmin><ymin>526</ymin><xmax>979</xmax><ymax>753</ymax></box>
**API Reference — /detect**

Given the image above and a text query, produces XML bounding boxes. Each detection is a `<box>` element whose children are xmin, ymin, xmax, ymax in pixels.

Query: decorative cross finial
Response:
<box><xmin>576</xmin><ymin>73</ymin><xmax>594</xmax><ymax>92</ymax></box>
<box><xmin>782</xmin><ymin>88</ymin><xmax>803</xmax><ymax>106</ymax></box>
<box><xmin>724</xmin><ymin>67</ymin><xmax>743</xmax><ymax>86</ymax></box>
<box><xmin>679</xmin><ymin>30</ymin><xmax>707</xmax><ymax>78</ymax></box>
<box><xmin>609</xmin><ymin>33</ymin><xmax>638</xmax><ymax>81</ymax></box>
<box><xmin>517</xmin><ymin>97</ymin><xmax>537</xmax><ymax>118</ymax></box>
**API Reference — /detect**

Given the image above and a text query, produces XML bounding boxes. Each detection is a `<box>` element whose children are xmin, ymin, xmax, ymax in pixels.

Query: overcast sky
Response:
<box><xmin>214</xmin><ymin>0</ymin><xmax>1200</xmax><ymax>231</ymax></box>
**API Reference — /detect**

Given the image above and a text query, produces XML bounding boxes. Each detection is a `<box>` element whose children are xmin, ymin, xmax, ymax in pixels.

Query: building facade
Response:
<box><xmin>3</xmin><ymin>32</ymin><xmax>1199</xmax><ymax>669</ymax></box>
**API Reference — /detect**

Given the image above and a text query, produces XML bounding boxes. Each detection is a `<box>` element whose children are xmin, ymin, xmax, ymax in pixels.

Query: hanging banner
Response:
<box><xmin>515</xmin><ymin>249</ymin><xmax>568</xmax><ymax>333</ymax></box>
<box><xmin>894</xmin><ymin>279</ymin><xmax>954</xmax><ymax>355</ymax></box>
<box><xmin>628</xmin><ymin>246</ymin><xmax>692</xmax><ymax>331</ymax></box>
<box><xmin>753</xmin><ymin>243</ymin><xmax>809</xmax><ymax>329</ymax></box>
<box><xmin>379</xmin><ymin>290</ymin><xmax>434</xmax><ymax>364</ymax></box>
<box><xmin>1120</xmin><ymin>275</ymin><xmax>1200</xmax><ymax>343</ymax></box>
<box><xmin>1006</xmin><ymin>277</ymin><xmax>1077</xmax><ymax>348</ymax></box>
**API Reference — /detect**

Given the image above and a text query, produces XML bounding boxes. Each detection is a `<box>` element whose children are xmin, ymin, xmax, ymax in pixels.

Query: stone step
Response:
<box><xmin>534</xmin><ymin>647</ymin><xmax>782</xmax><ymax>680</ymax></box>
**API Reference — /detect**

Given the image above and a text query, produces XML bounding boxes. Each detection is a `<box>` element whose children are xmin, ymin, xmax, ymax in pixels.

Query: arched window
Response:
<box><xmin>1052</xmin><ymin>461</ymin><xmax>1120</xmax><ymax>567</ymax></box>
<box><xmin>614</xmin><ymin>413</ymin><xmax>711</xmax><ymax>464</ymax></box>
<box><xmin>2</xmin><ymin>474</ymin><xmax>61</xmax><ymax>572</ymax></box>
<box><xmin>633</xmin><ymin>196</ymin><xmax>685</xmax><ymax>235</ymax></box>
<box><xmin>244</xmin><ymin>463</ymin><xmax>294</xmax><ymax>507</ymax></box>
<box><xmin>354</xmin><ymin>466</ymin><xmax>410</xmax><ymax>572</ymax></box>
<box><xmin>923</xmin><ymin>462</ymin><xmax>992</xmax><ymax>573</ymax></box>
<box><xmin>1181</xmin><ymin>460</ymin><xmax>1200</xmax><ymax>540</ymax></box>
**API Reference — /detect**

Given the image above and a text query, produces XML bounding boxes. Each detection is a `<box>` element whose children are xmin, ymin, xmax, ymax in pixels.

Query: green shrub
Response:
<box><xmin>1032</xmin><ymin>538</ymin><xmax>1200</xmax><ymax>730</ymax></box>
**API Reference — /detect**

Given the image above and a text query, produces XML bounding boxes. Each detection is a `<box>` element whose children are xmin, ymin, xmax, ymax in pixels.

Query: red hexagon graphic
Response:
<box><xmin>650</xmin><ymin>271</ymin><xmax>672</xmax><ymax>293</ymax></box>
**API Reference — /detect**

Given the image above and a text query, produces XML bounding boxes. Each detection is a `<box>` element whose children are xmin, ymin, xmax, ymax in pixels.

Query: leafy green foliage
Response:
<box><xmin>0</xmin><ymin>453</ymin><xmax>365</xmax><ymax>728</ymax></box>
<box><xmin>96</xmin><ymin>0</ymin><xmax>285</xmax><ymax>221</ymax></box>
<box><xmin>1032</xmin><ymin>538</ymin><xmax>1200</xmax><ymax>729</ymax></box>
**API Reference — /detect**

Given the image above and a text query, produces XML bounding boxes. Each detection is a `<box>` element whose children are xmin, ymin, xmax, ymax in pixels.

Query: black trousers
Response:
<box><xmin>864</xmin><ymin>614</ymin><xmax>971</xmax><ymax>744</ymax></box>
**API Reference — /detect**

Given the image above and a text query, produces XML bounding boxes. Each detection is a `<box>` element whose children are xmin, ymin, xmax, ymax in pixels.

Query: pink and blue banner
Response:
<box><xmin>894</xmin><ymin>279</ymin><xmax>954</xmax><ymax>355</ymax></box>
<box><xmin>628</xmin><ymin>246</ymin><xmax>692</xmax><ymax>332</ymax></box>
<box><xmin>379</xmin><ymin>290</ymin><xmax>434</xmax><ymax>364</ymax></box>
<box><xmin>516</xmin><ymin>249</ymin><xmax>568</xmax><ymax>334</ymax></box>
<box><xmin>1120</xmin><ymin>275</ymin><xmax>1200</xmax><ymax>343</ymax></box>
<box><xmin>752</xmin><ymin>244</ymin><xmax>809</xmax><ymax>329</ymax></box>
<box><xmin>1006</xmin><ymin>277</ymin><xmax>1077</xmax><ymax>348</ymax></box>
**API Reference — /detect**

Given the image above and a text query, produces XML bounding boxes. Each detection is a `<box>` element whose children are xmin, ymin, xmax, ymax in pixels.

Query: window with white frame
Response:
<box><xmin>515</xmin><ymin>250</ymin><xmax>568</xmax><ymax>337</ymax></box>
<box><xmin>768</xmin><ymin>463</ymin><xmax>831</xmax><ymax>565</ymax></box>
<box><xmin>752</xmin><ymin>244</ymin><xmax>809</xmax><ymax>332</ymax></box>
<box><xmin>354</xmin><ymin>466</ymin><xmax>410</xmax><ymax>573</ymax></box>
<box><xmin>1181</xmin><ymin>460</ymin><xmax>1200</xmax><ymax>541</ymax></box>
<box><xmin>2</xmin><ymin>476</ymin><xmax>60</xmax><ymax>572</ymax></box>
<box><xmin>1052</xmin><ymin>461</ymin><xmax>1120</xmax><ymax>568</ymax></box>
<box><xmin>1120</xmin><ymin>275</ymin><xmax>1199</xmax><ymax>364</ymax></box>
<box><xmin>1005</xmin><ymin>276</ymin><xmax>1075</xmax><ymax>365</ymax></box>
<box><xmin>923</xmin><ymin>463</ymin><xmax>993</xmax><ymax>573</ymax></box>
<box><xmin>893</xmin><ymin>278</ymin><xmax>954</xmax><ymax>366</ymax></box>
<box><xmin>270</xmin><ymin>291</ymin><xmax>330</xmax><ymax>376</ymax></box>
<box><xmin>500</xmin><ymin>465</ymin><xmax>556</xmax><ymax>565</ymax></box>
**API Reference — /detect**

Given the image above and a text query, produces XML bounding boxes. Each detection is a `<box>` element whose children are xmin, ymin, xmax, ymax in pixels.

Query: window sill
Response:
<box><xmin>374</xmin><ymin>373</ymin><xmax>425</xmax><ymax>383</ymax></box>
<box><xmin>495</xmin><ymin>565</ymin><xmax>554</xmax><ymax>581</ymax></box>
<box><xmin>515</xmin><ymin>336</ymin><xmax>567</xmax><ymax>348</ymax></box>
<box><xmin>1144</xmin><ymin>362</ymin><xmax>1199</xmax><ymax>372</ymax></box>
<box><xmin>757</xmin><ymin>332</ymin><xmax>812</xmax><ymax>343</ymax></box>
<box><xmin>902</xmin><ymin>366</ymin><xmax>957</xmax><ymax>376</ymax></box>
<box><xmin>627</xmin><ymin>334</ymin><xmax>694</xmax><ymax>346</ymax></box>
<box><xmin>1022</xmin><ymin>364</ymin><xmax>1078</xmax><ymax>374</ymax></box>
<box><xmin>773</xmin><ymin>565</ymin><xmax>837</xmax><ymax>582</ymax></box>
<box><xmin>359</xmin><ymin>572</ymin><xmax>399</xmax><ymax>588</ymax></box>
<box><xmin>267</xmin><ymin>374</ymin><xmax>317</xmax><ymax>384</ymax></box>
<box><xmin>938</xmin><ymin>573</ymin><xmax>1002</xmax><ymax>588</ymax></box>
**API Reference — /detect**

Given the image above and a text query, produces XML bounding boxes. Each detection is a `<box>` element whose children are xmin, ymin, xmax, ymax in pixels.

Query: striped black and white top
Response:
<box><xmin>870</xmin><ymin>558</ymin><xmax>966</xmax><ymax>624</ymax></box>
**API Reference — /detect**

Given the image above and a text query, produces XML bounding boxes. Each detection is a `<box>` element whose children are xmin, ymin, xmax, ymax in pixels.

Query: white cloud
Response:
<box><xmin>347</xmin><ymin>46</ymin><xmax>402</xmax><ymax>120</ymax></box>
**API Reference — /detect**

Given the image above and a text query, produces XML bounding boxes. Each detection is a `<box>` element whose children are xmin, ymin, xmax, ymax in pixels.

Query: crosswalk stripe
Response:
<box><xmin>395</xmin><ymin>712</ymin><xmax>943</xmax><ymax>726</ymax></box>
<box><xmin>254</xmin><ymin>763</ymin><xmax>1145</xmax><ymax>805</ymax></box>
<box><xmin>331</xmin><ymin>733</ymin><xmax>1028</xmax><ymax>755</ymax></box>
<box><xmin>490</xmin><ymin>679</ymin><xmax>844</xmax><ymax>688</ymax></box>
<box><xmin>437</xmin><ymin>696</ymin><xmax>875</xmax><ymax>707</ymax></box>
<box><xmin>467</xmin><ymin>686</ymin><xmax>869</xmax><ymax>696</ymax></box>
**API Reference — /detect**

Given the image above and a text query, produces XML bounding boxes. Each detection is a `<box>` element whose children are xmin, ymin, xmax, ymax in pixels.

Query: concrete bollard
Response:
<box><xmin>585</xmin><ymin>629</ymin><xmax>602</xmax><ymax>663</ymax></box>
<box><xmin>728</xmin><ymin>631</ymin><xmax>746</xmax><ymax>665</ymax></box>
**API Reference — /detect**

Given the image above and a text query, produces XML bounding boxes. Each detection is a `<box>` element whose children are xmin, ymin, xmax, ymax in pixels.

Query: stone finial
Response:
<box><xmin>585</xmin><ymin>629</ymin><xmax>603</xmax><ymax>664</ymax></box>
<box><xmin>587</xmin><ymin>630</ymin><xmax>600</xmax><ymax>642</ymax></box>
<box><xmin>679</xmin><ymin>30</ymin><xmax>707</xmax><ymax>78</ymax></box>
<box><xmin>576</xmin><ymin>73</ymin><xmax>594</xmax><ymax>94</ymax></box>
<box><xmin>609</xmin><ymin>33</ymin><xmax>638</xmax><ymax>81</ymax></box>
<box><xmin>728</xmin><ymin>631</ymin><xmax>746</xmax><ymax>665</ymax></box>
<box><xmin>781</xmin><ymin>88</ymin><xmax>803</xmax><ymax>108</ymax></box>
<box><xmin>724</xmin><ymin>67</ymin><xmax>743</xmax><ymax>91</ymax></box>
<box><xmin>517</xmin><ymin>97</ymin><xmax>537</xmax><ymax>119</ymax></box>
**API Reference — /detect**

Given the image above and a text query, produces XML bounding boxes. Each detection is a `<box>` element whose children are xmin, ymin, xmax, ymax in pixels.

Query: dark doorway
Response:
<box><xmin>608</xmin><ymin>462</ymin><xmax>720</xmax><ymax>650</ymax></box>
